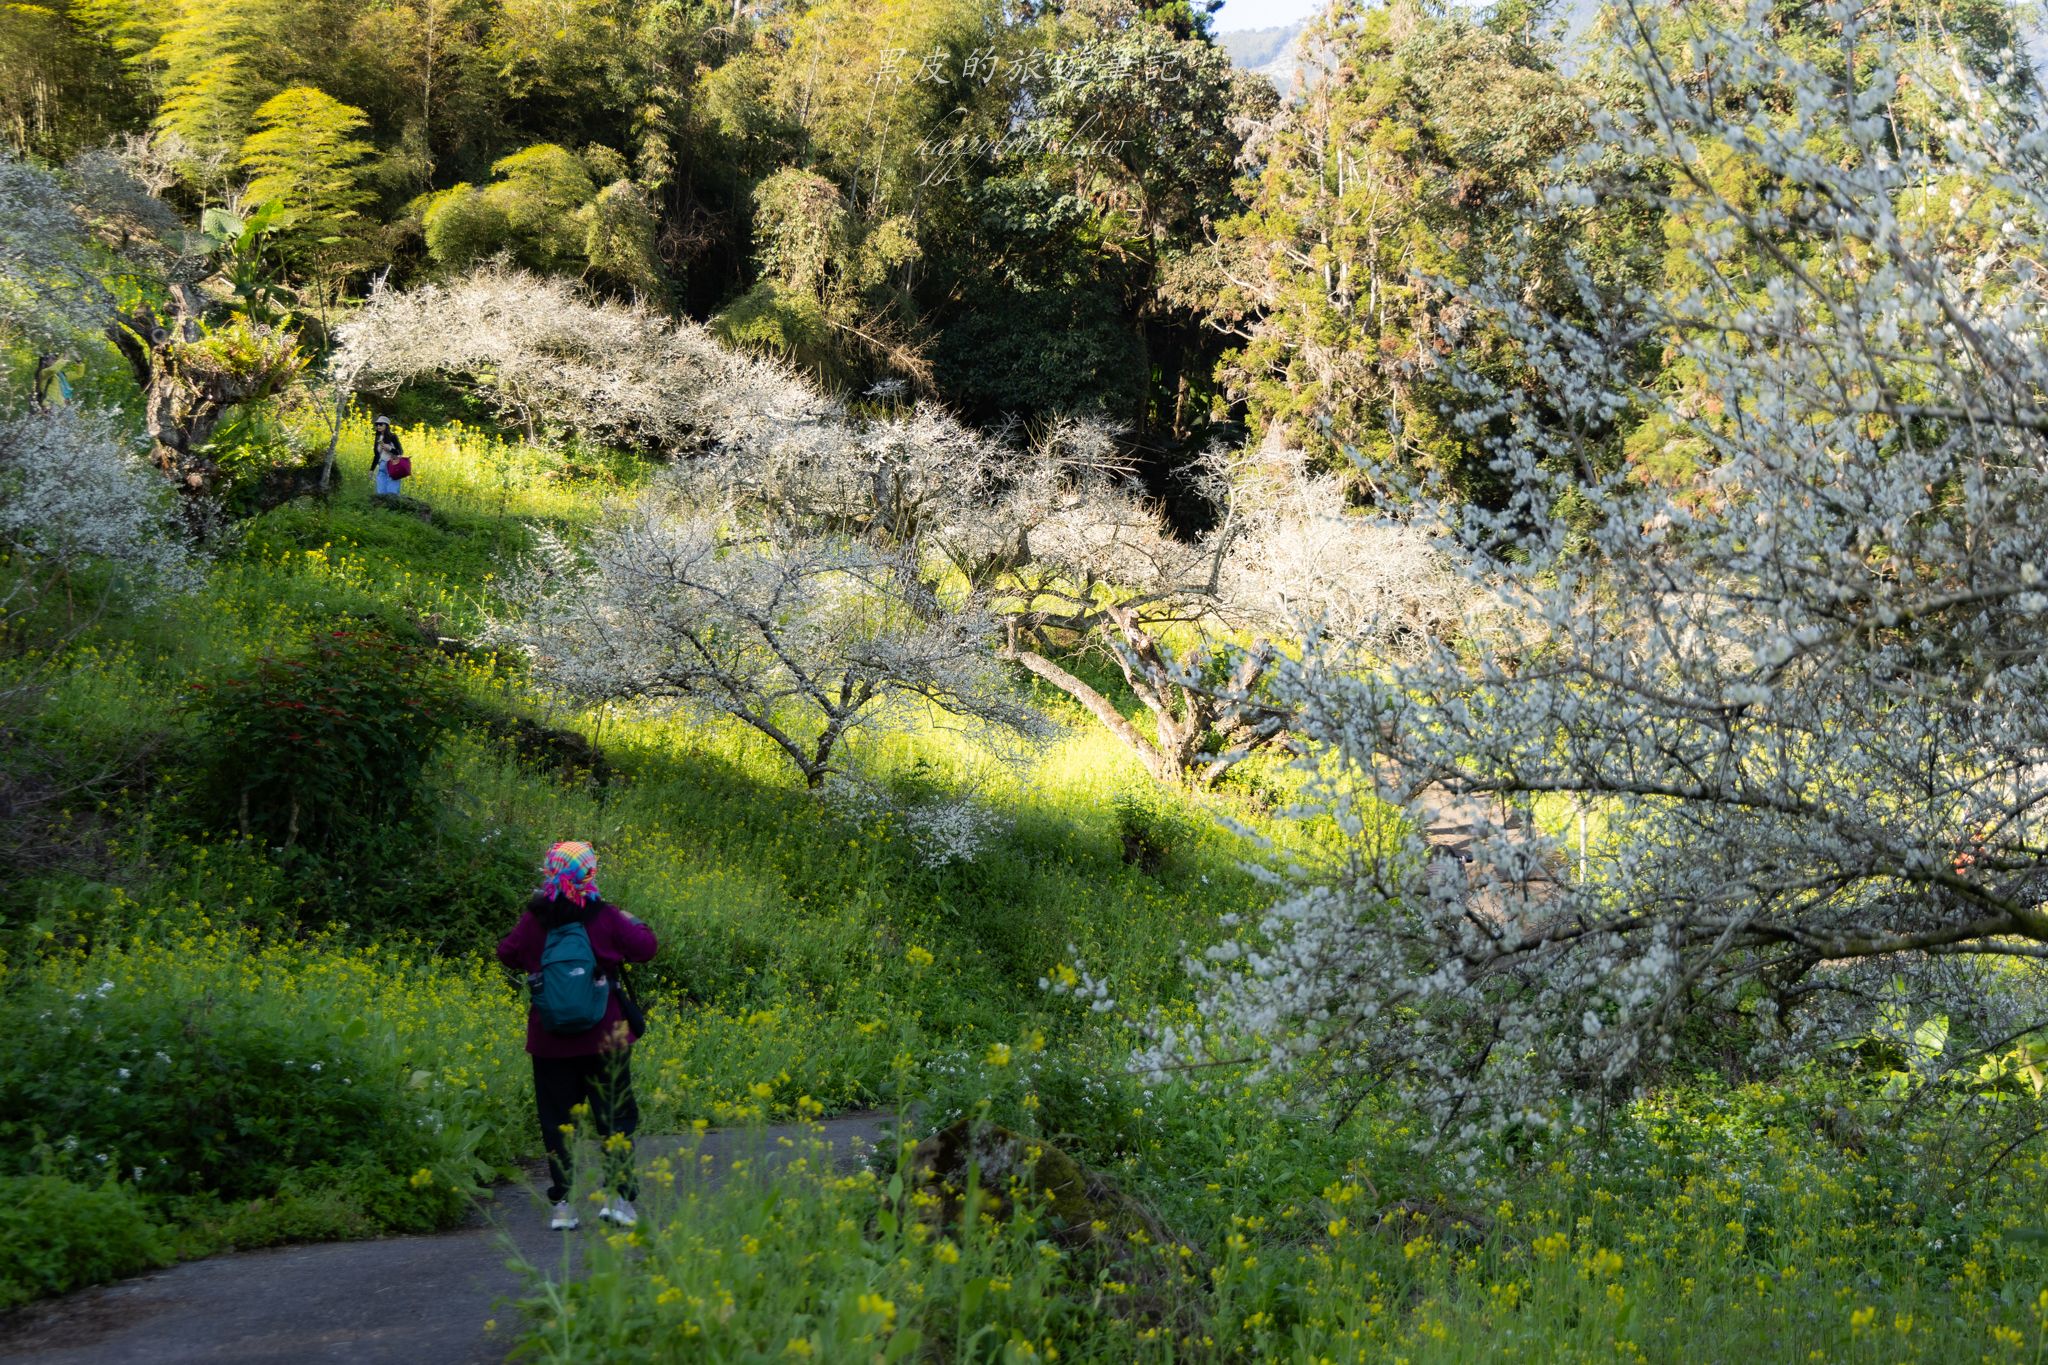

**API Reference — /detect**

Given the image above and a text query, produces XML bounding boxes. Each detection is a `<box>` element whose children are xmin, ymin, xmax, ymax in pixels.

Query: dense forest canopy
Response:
<box><xmin>4</xmin><ymin>0</ymin><xmax>1268</xmax><ymax>483</ymax></box>
<box><xmin>3</xmin><ymin>0</ymin><xmax>2026</xmax><ymax>504</ymax></box>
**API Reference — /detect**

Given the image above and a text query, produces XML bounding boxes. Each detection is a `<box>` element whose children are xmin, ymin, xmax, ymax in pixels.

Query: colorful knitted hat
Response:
<box><xmin>540</xmin><ymin>840</ymin><xmax>599</xmax><ymax>906</ymax></box>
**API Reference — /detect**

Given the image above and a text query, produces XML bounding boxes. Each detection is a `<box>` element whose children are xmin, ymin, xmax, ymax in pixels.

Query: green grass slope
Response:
<box><xmin>7</xmin><ymin>417</ymin><xmax>2048</xmax><ymax>1362</ymax></box>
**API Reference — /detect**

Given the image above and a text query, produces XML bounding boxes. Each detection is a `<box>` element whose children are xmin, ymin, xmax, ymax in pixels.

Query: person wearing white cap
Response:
<box><xmin>371</xmin><ymin>415</ymin><xmax>410</xmax><ymax>496</ymax></box>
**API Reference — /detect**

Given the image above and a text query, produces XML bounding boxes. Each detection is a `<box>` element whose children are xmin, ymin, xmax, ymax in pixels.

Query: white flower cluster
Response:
<box><xmin>0</xmin><ymin>407</ymin><xmax>202</xmax><ymax>605</ymax></box>
<box><xmin>338</xmin><ymin>265</ymin><xmax>832</xmax><ymax>452</ymax></box>
<box><xmin>352</xmin><ymin>265</ymin><xmax>1466</xmax><ymax>785</ymax></box>
<box><xmin>822</xmin><ymin>773</ymin><xmax>1008</xmax><ymax>868</ymax></box>
<box><xmin>1141</xmin><ymin>0</ymin><xmax>2048</xmax><ymax>1140</ymax></box>
<box><xmin>1212</xmin><ymin>441</ymin><xmax>1474</xmax><ymax>659</ymax></box>
<box><xmin>1041</xmin><ymin>951</ymin><xmax>1119</xmax><ymax>1014</ymax></box>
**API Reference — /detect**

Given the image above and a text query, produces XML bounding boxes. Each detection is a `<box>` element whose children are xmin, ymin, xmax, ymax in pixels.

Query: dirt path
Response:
<box><xmin>0</xmin><ymin>1113</ymin><xmax>894</xmax><ymax>1365</ymax></box>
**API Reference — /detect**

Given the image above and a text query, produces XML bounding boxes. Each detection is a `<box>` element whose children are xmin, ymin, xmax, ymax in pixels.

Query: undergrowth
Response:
<box><xmin>7</xmin><ymin>415</ymin><xmax>2047</xmax><ymax>1363</ymax></box>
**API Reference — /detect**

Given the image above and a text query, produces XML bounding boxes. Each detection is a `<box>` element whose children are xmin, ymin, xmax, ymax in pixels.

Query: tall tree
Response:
<box><xmin>1024</xmin><ymin>0</ymin><xmax>1277</xmax><ymax>448</ymax></box>
<box><xmin>150</xmin><ymin>0</ymin><xmax>269</xmax><ymax>195</ymax></box>
<box><xmin>1147</xmin><ymin>0</ymin><xmax>2048</xmax><ymax>1139</ymax></box>
<box><xmin>1208</xmin><ymin>0</ymin><xmax>1617</xmax><ymax>500</ymax></box>
<box><xmin>478</xmin><ymin>142</ymin><xmax>597</xmax><ymax>270</ymax></box>
<box><xmin>238</xmin><ymin>84</ymin><xmax>375</xmax><ymax>286</ymax></box>
<box><xmin>716</xmin><ymin>166</ymin><xmax>921</xmax><ymax>385</ymax></box>
<box><xmin>579</xmin><ymin>177</ymin><xmax>666</xmax><ymax>301</ymax></box>
<box><xmin>0</xmin><ymin>0</ymin><xmax>144</xmax><ymax>159</ymax></box>
<box><xmin>339</xmin><ymin>0</ymin><xmax>500</xmax><ymax>189</ymax></box>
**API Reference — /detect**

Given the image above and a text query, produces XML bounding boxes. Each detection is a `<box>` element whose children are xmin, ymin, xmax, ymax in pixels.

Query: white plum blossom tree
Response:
<box><xmin>992</xmin><ymin>433</ymin><xmax>1464</xmax><ymax>786</ymax></box>
<box><xmin>356</xmin><ymin>267</ymin><xmax>1466</xmax><ymax>787</ymax></box>
<box><xmin>687</xmin><ymin>394</ymin><xmax>1461</xmax><ymax>787</ymax></box>
<box><xmin>390</xmin><ymin>269</ymin><xmax>1032</xmax><ymax>793</ymax></box>
<box><xmin>0</xmin><ymin>407</ymin><xmax>203</xmax><ymax>615</ymax></box>
<box><xmin>1134</xmin><ymin>0</ymin><xmax>2048</xmax><ymax>1140</ymax></box>
<box><xmin>336</xmin><ymin>266</ymin><xmax>834</xmax><ymax>451</ymax></box>
<box><xmin>1214</xmin><ymin>441</ymin><xmax>1469</xmax><ymax>659</ymax></box>
<box><xmin>3</xmin><ymin>147</ymin><xmax>301</xmax><ymax>505</ymax></box>
<box><xmin>0</xmin><ymin>404</ymin><xmax>205</xmax><ymax>888</ymax></box>
<box><xmin>491</xmin><ymin>491</ymin><xmax>1040</xmax><ymax>789</ymax></box>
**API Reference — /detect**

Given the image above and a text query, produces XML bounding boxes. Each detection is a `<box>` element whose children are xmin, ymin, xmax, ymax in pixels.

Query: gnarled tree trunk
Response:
<box><xmin>1005</xmin><ymin>611</ymin><xmax>1293</xmax><ymax>788</ymax></box>
<box><xmin>105</xmin><ymin>283</ymin><xmax>301</xmax><ymax>522</ymax></box>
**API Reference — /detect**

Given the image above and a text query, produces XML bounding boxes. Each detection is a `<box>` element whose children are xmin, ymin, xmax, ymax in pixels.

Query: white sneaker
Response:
<box><xmin>549</xmin><ymin>1200</ymin><xmax>579</xmax><ymax>1231</ymax></box>
<box><xmin>598</xmin><ymin>1198</ymin><xmax>638</xmax><ymax>1228</ymax></box>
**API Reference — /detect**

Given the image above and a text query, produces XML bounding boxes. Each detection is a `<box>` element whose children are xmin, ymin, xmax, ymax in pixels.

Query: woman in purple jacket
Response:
<box><xmin>496</xmin><ymin>841</ymin><xmax>658</xmax><ymax>1231</ymax></box>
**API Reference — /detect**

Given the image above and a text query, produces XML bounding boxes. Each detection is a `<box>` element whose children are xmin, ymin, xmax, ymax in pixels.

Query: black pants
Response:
<box><xmin>532</xmin><ymin>1050</ymin><xmax>640</xmax><ymax>1203</ymax></box>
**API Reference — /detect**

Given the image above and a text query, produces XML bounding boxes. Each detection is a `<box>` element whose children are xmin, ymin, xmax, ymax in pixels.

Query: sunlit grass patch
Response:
<box><xmin>331</xmin><ymin>414</ymin><xmax>648</xmax><ymax>525</ymax></box>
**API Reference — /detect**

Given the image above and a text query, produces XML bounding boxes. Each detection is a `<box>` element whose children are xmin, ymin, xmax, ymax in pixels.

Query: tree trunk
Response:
<box><xmin>808</xmin><ymin>710</ymin><xmax>854</xmax><ymax>787</ymax></box>
<box><xmin>1007</xmin><ymin>643</ymin><xmax>1179</xmax><ymax>784</ymax></box>
<box><xmin>319</xmin><ymin>384</ymin><xmax>349</xmax><ymax>492</ymax></box>
<box><xmin>106</xmin><ymin>284</ymin><xmax>299</xmax><ymax>522</ymax></box>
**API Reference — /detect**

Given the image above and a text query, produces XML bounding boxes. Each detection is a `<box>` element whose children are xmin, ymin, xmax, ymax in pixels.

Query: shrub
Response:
<box><xmin>190</xmin><ymin>1183</ymin><xmax>376</xmax><ymax>1251</ymax></box>
<box><xmin>1110</xmin><ymin>784</ymin><xmax>1190</xmax><ymax>875</ymax></box>
<box><xmin>0</xmin><ymin>1175</ymin><xmax>170</xmax><ymax>1308</ymax></box>
<box><xmin>421</xmin><ymin>183</ymin><xmax>511</xmax><ymax>272</ymax></box>
<box><xmin>0</xmin><ymin>926</ymin><xmax>525</xmax><ymax>1229</ymax></box>
<box><xmin>282</xmin><ymin>806</ymin><xmax>535</xmax><ymax>954</ymax></box>
<box><xmin>5</xmin><ymin>976</ymin><xmax>421</xmax><ymax>1207</ymax></box>
<box><xmin>189</xmin><ymin>623</ymin><xmax>452</xmax><ymax>853</ymax></box>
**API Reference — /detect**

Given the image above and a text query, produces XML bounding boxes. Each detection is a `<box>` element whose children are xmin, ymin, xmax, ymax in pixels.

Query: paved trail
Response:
<box><xmin>0</xmin><ymin>1114</ymin><xmax>893</xmax><ymax>1365</ymax></box>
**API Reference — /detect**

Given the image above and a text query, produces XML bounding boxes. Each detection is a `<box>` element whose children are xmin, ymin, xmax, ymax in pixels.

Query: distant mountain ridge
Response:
<box><xmin>1216</xmin><ymin>19</ymin><xmax>1309</xmax><ymax>89</ymax></box>
<box><xmin>1213</xmin><ymin>0</ymin><xmax>1610</xmax><ymax>89</ymax></box>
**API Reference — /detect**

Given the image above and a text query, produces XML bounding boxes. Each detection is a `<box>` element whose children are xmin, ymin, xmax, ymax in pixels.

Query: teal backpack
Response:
<box><xmin>530</xmin><ymin>921</ymin><xmax>612</xmax><ymax>1034</ymax></box>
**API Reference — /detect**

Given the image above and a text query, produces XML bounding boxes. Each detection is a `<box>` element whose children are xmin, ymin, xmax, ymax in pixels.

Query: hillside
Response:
<box><xmin>0</xmin><ymin>398</ymin><xmax>2042</xmax><ymax>1358</ymax></box>
<box><xmin>9</xmin><ymin>0</ymin><xmax>2048</xmax><ymax>1358</ymax></box>
<box><xmin>1217</xmin><ymin>19</ymin><xmax>1307</xmax><ymax>87</ymax></box>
